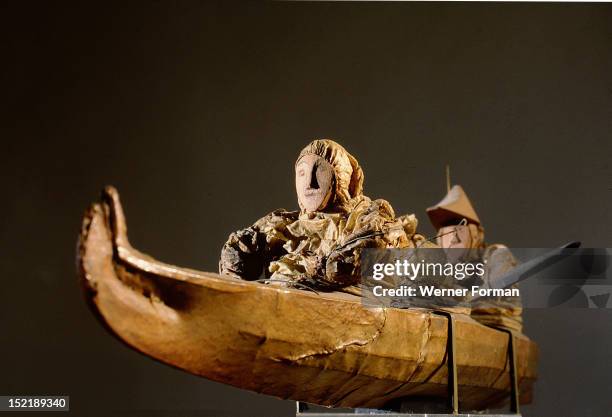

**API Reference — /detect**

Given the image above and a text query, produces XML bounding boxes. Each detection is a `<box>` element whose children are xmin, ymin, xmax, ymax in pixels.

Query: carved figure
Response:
<box><xmin>427</xmin><ymin>184</ymin><xmax>523</xmax><ymax>331</ymax></box>
<box><xmin>219</xmin><ymin>139</ymin><xmax>427</xmax><ymax>290</ymax></box>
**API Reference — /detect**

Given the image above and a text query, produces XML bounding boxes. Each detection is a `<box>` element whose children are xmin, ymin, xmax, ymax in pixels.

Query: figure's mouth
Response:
<box><xmin>303</xmin><ymin>189</ymin><xmax>324</xmax><ymax>197</ymax></box>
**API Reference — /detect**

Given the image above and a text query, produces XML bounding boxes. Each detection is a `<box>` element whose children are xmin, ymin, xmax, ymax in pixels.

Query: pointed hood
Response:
<box><xmin>426</xmin><ymin>185</ymin><xmax>481</xmax><ymax>229</ymax></box>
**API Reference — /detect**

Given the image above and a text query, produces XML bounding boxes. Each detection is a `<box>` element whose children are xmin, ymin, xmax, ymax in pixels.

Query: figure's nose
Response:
<box><xmin>309</xmin><ymin>164</ymin><xmax>320</xmax><ymax>189</ymax></box>
<box><xmin>451</xmin><ymin>227</ymin><xmax>462</xmax><ymax>244</ymax></box>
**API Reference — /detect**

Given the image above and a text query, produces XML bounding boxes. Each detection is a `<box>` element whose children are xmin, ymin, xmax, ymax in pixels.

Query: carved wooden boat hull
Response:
<box><xmin>77</xmin><ymin>187</ymin><xmax>538</xmax><ymax>411</ymax></box>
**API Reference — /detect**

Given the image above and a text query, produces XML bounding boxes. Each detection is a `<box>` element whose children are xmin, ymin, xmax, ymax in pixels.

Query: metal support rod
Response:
<box><xmin>495</xmin><ymin>329</ymin><xmax>520</xmax><ymax>414</ymax></box>
<box><xmin>433</xmin><ymin>311</ymin><xmax>459</xmax><ymax>415</ymax></box>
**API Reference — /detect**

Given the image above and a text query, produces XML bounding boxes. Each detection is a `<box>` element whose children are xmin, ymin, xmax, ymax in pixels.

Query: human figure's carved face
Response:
<box><xmin>295</xmin><ymin>154</ymin><xmax>334</xmax><ymax>213</ymax></box>
<box><xmin>437</xmin><ymin>225</ymin><xmax>472</xmax><ymax>249</ymax></box>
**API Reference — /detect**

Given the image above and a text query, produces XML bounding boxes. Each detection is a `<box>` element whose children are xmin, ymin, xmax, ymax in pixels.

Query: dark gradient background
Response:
<box><xmin>1</xmin><ymin>2</ymin><xmax>611</xmax><ymax>416</ymax></box>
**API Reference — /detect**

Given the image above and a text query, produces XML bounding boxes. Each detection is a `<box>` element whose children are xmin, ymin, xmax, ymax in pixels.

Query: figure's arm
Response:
<box><xmin>318</xmin><ymin>200</ymin><xmax>410</xmax><ymax>288</ymax></box>
<box><xmin>219</xmin><ymin>226</ymin><xmax>267</xmax><ymax>281</ymax></box>
<box><xmin>322</xmin><ymin>234</ymin><xmax>384</xmax><ymax>288</ymax></box>
<box><xmin>219</xmin><ymin>210</ymin><xmax>297</xmax><ymax>281</ymax></box>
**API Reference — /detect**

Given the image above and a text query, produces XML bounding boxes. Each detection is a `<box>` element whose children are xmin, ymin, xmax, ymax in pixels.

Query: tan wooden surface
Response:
<box><xmin>77</xmin><ymin>187</ymin><xmax>538</xmax><ymax>411</ymax></box>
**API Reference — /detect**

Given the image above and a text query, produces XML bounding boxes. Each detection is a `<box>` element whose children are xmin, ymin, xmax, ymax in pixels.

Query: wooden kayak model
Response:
<box><xmin>77</xmin><ymin>186</ymin><xmax>538</xmax><ymax>411</ymax></box>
